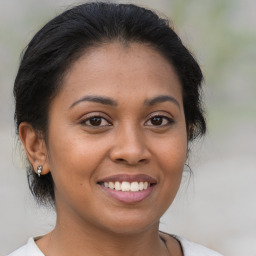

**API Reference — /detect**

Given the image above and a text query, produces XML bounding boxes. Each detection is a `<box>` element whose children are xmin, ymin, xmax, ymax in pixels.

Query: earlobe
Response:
<box><xmin>19</xmin><ymin>122</ymin><xmax>50</xmax><ymax>176</ymax></box>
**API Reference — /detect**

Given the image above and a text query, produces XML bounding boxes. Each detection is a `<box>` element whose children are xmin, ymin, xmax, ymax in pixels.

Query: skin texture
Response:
<box><xmin>20</xmin><ymin>42</ymin><xmax>186</xmax><ymax>256</ymax></box>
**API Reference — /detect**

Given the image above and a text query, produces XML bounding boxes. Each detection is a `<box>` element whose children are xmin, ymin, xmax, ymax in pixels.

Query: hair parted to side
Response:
<box><xmin>14</xmin><ymin>2</ymin><xmax>206</xmax><ymax>206</ymax></box>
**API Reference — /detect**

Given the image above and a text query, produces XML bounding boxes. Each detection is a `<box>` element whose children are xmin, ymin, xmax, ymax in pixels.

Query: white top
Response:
<box><xmin>8</xmin><ymin>236</ymin><xmax>224</xmax><ymax>256</ymax></box>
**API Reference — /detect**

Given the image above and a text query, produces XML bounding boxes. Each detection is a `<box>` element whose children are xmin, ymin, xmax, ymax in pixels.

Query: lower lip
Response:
<box><xmin>99</xmin><ymin>185</ymin><xmax>155</xmax><ymax>204</ymax></box>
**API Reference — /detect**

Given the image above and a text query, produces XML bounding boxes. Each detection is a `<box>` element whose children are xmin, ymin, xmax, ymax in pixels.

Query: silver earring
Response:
<box><xmin>37</xmin><ymin>166</ymin><xmax>43</xmax><ymax>177</ymax></box>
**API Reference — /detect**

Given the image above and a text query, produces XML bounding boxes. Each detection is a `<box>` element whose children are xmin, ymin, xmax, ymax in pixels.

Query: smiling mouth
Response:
<box><xmin>97</xmin><ymin>174</ymin><xmax>157</xmax><ymax>193</ymax></box>
<box><xmin>98</xmin><ymin>181</ymin><xmax>153</xmax><ymax>192</ymax></box>
<box><xmin>97</xmin><ymin>174</ymin><xmax>157</xmax><ymax>203</ymax></box>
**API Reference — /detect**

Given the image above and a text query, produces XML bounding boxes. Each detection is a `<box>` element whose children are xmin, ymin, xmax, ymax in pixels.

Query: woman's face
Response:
<box><xmin>46</xmin><ymin>42</ymin><xmax>187</xmax><ymax>234</ymax></box>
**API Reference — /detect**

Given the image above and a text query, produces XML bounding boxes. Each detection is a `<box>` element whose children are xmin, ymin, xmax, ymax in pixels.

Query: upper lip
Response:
<box><xmin>97</xmin><ymin>174</ymin><xmax>157</xmax><ymax>184</ymax></box>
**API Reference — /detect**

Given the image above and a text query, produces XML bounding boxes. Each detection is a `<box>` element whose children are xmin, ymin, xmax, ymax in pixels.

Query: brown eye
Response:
<box><xmin>89</xmin><ymin>117</ymin><xmax>102</xmax><ymax>126</ymax></box>
<box><xmin>151</xmin><ymin>116</ymin><xmax>163</xmax><ymax>126</ymax></box>
<box><xmin>145</xmin><ymin>115</ymin><xmax>174</xmax><ymax>127</ymax></box>
<box><xmin>81</xmin><ymin>116</ymin><xmax>111</xmax><ymax>127</ymax></box>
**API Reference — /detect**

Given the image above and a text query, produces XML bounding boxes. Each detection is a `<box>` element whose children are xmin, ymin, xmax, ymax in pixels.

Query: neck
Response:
<box><xmin>38</xmin><ymin>214</ymin><xmax>168</xmax><ymax>256</ymax></box>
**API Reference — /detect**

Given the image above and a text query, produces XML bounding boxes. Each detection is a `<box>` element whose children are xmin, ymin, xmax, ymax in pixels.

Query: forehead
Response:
<box><xmin>57</xmin><ymin>42</ymin><xmax>183</xmax><ymax>105</ymax></box>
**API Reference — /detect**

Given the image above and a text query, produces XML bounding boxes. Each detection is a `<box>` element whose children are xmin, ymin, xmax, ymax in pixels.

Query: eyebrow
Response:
<box><xmin>69</xmin><ymin>95</ymin><xmax>118</xmax><ymax>109</ymax></box>
<box><xmin>69</xmin><ymin>94</ymin><xmax>180</xmax><ymax>110</ymax></box>
<box><xmin>144</xmin><ymin>95</ymin><xmax>181</xmax><ymax>110</ymax></box>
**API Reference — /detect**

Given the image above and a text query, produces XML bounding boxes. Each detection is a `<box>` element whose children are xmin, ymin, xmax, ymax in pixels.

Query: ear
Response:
<box><xmin>19</xmin><ymin>122</ymin><xmax>50</xmax><ymax>176</ymax></box>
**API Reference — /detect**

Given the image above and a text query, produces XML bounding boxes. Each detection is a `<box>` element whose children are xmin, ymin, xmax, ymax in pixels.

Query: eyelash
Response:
<box><xmin>80</xmin><ymin>113</ymin><xmax>174</xmax><ymax>128</ymax></box>
<box><xmin>144</xmin><ymin>115</ymin><xmax>174</xmax><ymax>127</ymax></box>
<box><xmin>80</xmin><ymin>114</ymin><xmax>112</xmax><ymax>127</ymax></box>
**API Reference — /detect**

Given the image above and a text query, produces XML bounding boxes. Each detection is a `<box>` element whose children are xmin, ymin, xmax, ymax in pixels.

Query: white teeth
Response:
<box><xmin>109</xmin><ymin>182</ymin><xmax>114</xmax><ymax>189</ymax></box>
<box><xmin>102</xmin><ymin>181</ymin><xmax>150</xmax><ymax>191</ymax></box>
<box><xmin>115</xmin><ymin>181</ymin><xmax>121</xmax><ymax>190</ymax></box>
<box><xmin>130</xmin><ymin>182</ymin><xmax>139</xmax><ymax>192</ymax></box>
<box><xmin>121</xmin><ymin>181</ymin><xmax>130</xmax><ymax>191</ymax></box>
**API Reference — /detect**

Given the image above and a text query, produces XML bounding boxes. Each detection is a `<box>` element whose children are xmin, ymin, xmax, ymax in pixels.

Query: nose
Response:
<box><xmin>109</xmin><ymin>125</ymin><xmax>150</xmax><ymax>165</ymax></box>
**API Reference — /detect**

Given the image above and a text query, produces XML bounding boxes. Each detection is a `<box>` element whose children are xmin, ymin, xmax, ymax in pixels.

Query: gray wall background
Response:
<box><xmin>1</xmin><ymin>0</ymin><xmax>255</xmax><ymax>255</ymax></box>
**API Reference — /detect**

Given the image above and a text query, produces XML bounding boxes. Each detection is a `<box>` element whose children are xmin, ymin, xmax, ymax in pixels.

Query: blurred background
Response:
<box><xmin>0</xmin><ymin>0</ymin><xmax>255</xmax><ymax>255</ymax></box>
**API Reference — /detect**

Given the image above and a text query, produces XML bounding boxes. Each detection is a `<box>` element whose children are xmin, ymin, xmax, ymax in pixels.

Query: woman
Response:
<box><xmin>9</xmin><ymin>2</ymin><xmax>223</xmax><ymax>256</ymax></box>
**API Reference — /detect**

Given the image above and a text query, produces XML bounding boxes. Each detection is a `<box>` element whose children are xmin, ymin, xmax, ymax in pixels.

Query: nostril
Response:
<box><xmin>116</xmin><ymin>158</ymin><xmax>125</xmax><ymax>162</ymax></box>
<box><xmin>115</xmin><ymin>158</ymin><xmax>147</xmax><ymax>165</ymax></box>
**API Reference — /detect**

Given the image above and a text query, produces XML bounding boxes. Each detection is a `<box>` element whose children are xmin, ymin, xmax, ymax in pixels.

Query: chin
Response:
<box><xmin>95</xmin><ymin>209</ymin><xmax>160</xmax><ymax>235</ymax></box>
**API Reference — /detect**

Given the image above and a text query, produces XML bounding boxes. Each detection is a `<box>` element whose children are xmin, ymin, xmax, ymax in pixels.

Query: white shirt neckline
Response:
<box><xmin>8</xmin><ymin>236</ymin><xmax>223</xmax><ymax>256</ymax></box>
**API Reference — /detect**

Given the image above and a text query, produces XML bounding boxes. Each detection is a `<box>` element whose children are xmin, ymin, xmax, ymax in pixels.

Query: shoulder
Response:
<box><xmin>174</xmin><ymin>235</ymin><xmax>224</xmax><ymax>256</ymax></box>
<box><xmin>160</xmin><ymin>232</ymin><xmax>224</xmax><ymax>256</ymax></box>
<box><xmin>7</xmin><ymin>238</ymin><xmax>44</xmax><ymax>256</ymax></box>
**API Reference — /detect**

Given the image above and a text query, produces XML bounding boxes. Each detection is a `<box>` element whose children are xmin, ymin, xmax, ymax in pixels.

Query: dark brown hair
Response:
<box><xmin>14</xmin><ymin>2</ymin><xmax>206</xmax><ymax>205</ymax></box>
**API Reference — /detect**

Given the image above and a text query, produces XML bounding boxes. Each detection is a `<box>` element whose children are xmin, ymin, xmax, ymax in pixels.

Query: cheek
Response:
<box><xmin>156</xmin><ymin>131</ymin><xmax>187</xmax><ymax>169</ymax></box>
<box><xmin>46</xmin><ymin>127</ymin><xmax>107</xmax><ymax>191</ymax></box>
<box><xmin>154</xmin><ymin>131</ymin><xmax>187</xmax><ymax>193</ymax></box>
<box><xmin>141</xmin><ymin>134</ymin><xmax>187</xmax><ymax>217</ymax></box>
<box><xmin>46</xmin><ymin>135</ymin><xmax>107</xmax><ymax>211</ymax></box>
<box><xmin>159</xmin><ymin>143</ymin><xmax>186</xmax><ymax>185</ymax></box>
